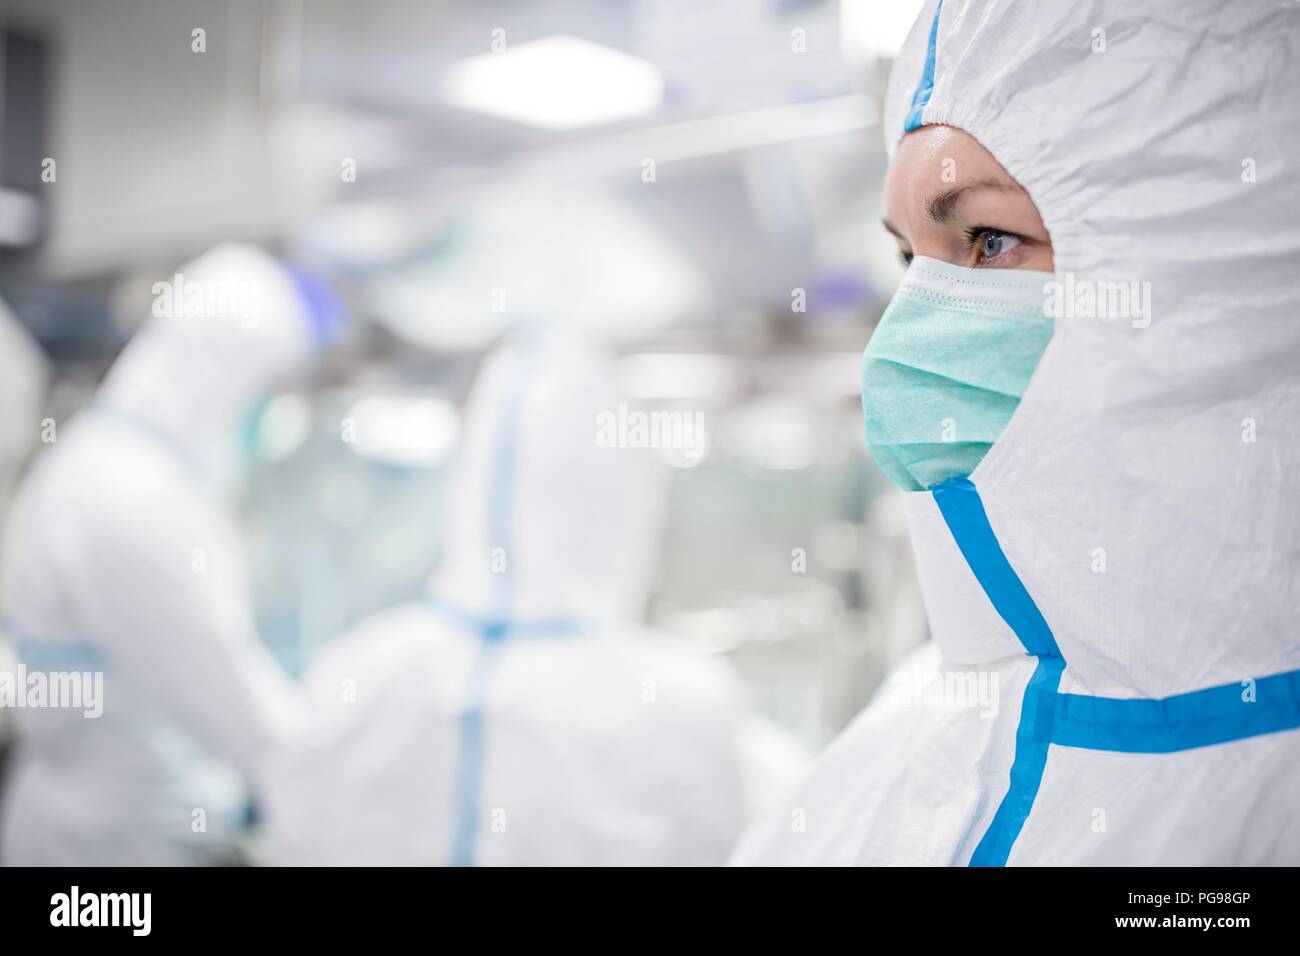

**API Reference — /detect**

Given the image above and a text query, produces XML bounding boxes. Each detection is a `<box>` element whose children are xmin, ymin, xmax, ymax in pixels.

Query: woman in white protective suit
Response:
<box><xmin>733</xmin><ymin>0</ymin><xmax>1300</xmax><ymax>865</ymax></box>
<box><xmin>1</xmin><ymin>244</ymin><xmax>338</xmax><ymax>865</ymax></box>
<box><xmin>258</xmin><ymin>336</ymin><xmax>748</xmax><ymax>866</ymax></box>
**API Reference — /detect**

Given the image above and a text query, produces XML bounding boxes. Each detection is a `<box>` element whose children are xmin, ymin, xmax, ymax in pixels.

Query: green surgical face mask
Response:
<box><xmin>860</xmin><ymin>255</ymin><xmax>1054</xmax><ymax>492</ymax></box>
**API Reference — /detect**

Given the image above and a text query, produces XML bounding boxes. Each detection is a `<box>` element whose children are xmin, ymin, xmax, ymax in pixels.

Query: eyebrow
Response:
<box><xmin>881</xmin><ymin>178</ymin><xmax>1019</xmax><ymax>241</ymax></box>
<box><xmin>925</xmin><ymin>178</ymin><xmax>1017</xmax><ymax>224</ymax></box>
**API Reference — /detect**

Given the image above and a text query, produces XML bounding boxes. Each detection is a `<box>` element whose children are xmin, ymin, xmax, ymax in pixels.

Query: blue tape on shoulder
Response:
<box><xmin>427</xmin><ymin>597</ymin><xmax>589</xmax><ymax>642</ymax></box>
<box><xmin>12</xmin><ymin>636</ymin><xmax>106</xmax><ymax>672</ymax></box>
<box><xmin>903</xmin><ymin>0</ymin><xmax>944</xmax><ymax>133</ymax></box>
<box><xmin>1053</xmin><ymin>670</ymin><xmax>1300</xmax><ymax>754</ymax></box>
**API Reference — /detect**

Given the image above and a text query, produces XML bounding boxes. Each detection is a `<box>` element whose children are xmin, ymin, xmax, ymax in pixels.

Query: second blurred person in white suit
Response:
<box><xmin>260</xmin><ymin>336</ymin><xmax>749</xmax><ymax>865</ymax></box>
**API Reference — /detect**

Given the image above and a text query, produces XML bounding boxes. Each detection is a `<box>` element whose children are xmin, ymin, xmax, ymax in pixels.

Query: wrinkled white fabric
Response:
<box><xmin>735</xmin><ymin>0</ymin><xmax>1300</xmax><ymax>865</ymax></box>
<box><xmin>258</xmin><ymin>338</ymin><xmax>748</xmax><ymax>865</ymax></box>
<box><xmin>1</xmin><ymin>244</ymin><xmax>312</xmax><ymax>865</ymax></box>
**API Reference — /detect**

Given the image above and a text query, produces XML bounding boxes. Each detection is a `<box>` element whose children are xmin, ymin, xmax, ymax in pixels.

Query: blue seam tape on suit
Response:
<box><xmin>427</xmin><ymin>599</ymin><xmax>588</xmax><ymax>641</ymax></box>
<box><xmin>903</xmin><ymin>0</ymin><xmax>944</xmax><ymax>133</ymax></box>
<box><xmin>1052</xmin><ymin>671</ymin><xmax>1300</xmax><ymax>753</ymax></box>
<box><xmin>931</xmin><ymin>476</ymin><xmax>1300</xmax><ymax>865</ymax></box>
<box><xmin>932</xmin><ymin>478</ymin><xmax>1059</xmax><ymax>660</ymax></box>
<box><xmin>968</xmin><ymin>655</ymin><xmax>1063</xmax><ymax>867</ymax></box>
<box><xmin>447</xmin><ymin>639</ymin><xmax>499</xmax><ymax>868</ymax></box>
<box><xmin>933</xmin><ymin>476</ymin><xmax>1063</xmax><ymax>866</ymax></box>
<box><xmin>440</xmin><ymin>601</ymin><xmax>589</xmax><ymax>868</ymax></box>
<box><xmin>445</xmin><ymin>340</ymin><xmax>588</xmax><ymax>867</ymax></box>
<box><xmin>447</xmin><ymin>346</ymin><xmax>531</xmax><ymax>867</ymax></box>
<box><xmin>92</xmin><ymin>402</ymin><xmax>207</xmax><ymax>482</ymax></box>
<box><xmin>8</xmin><ymin>636</ymin><xmax>106</xmax><ymax>671</ymax></box>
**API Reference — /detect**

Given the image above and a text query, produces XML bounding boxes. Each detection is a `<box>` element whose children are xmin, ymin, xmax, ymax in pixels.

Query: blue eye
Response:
<box><xmin>971</xmin><ymin>228</ymin><xmax>1021</xmax><ymax>262</ymax></box>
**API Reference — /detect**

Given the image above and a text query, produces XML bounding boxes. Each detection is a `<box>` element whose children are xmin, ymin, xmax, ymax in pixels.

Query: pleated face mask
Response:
<box><xmin>861</xmin><ymin>255</ymin><xmax>1055</xmax><ymax>492</ymax></box>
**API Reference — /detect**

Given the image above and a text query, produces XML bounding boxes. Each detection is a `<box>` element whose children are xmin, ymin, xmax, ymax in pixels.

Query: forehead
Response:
<box><xmin>884</xmin><ymin>126</ymin><xmax>1014</xmax><ymax>216</ymax></box>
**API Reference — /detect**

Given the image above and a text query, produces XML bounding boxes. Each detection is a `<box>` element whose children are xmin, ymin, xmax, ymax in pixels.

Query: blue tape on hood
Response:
<box><xmin>903</xmin><ymin>0</ymin><xmax>944</xmax><ymax>134</ymax></box>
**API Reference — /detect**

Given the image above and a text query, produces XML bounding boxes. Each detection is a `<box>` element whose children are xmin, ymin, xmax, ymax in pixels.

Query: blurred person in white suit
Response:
<box><xmin>1</xmin><ymin>243</ymin><xmax>340</xmax><ymax>865</ymax></box>
<box><xmin>0</xmin><ymin>298</ymin><xmax>50</xmax><ymax>797</ymax></box>
<box><xmin>259</xmin><ymin>335</ymin><xmax>750</xmax><ymax>866</ymax></box>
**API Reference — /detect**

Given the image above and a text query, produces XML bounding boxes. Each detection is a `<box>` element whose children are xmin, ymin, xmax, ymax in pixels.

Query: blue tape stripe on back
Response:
<box><xmin>447</xmin><ymin>639</ymin><xmax>504</xmax><ymax>868</ymax></box>
<box><xmin>1053</xmin><ymin>670</ymin><xmax>1300</xmax><ymax>753</ymax></box>
<box><xmin>903</xmin><ymin>0</ymin><xmax>944</xmax><ymax>133</ymax></box>
<box><xmin>485</xmin><ymin>349</ymin><xmax>532</xmax><ymax>618</ymax></box>
<box><xmin>448</xmin><ymin>341</ymin><xmax>536</xmax><ymax>867</ymax></box>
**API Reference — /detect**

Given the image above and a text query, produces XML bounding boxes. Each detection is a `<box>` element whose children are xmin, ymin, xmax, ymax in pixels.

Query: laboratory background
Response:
<box><xmin>0</xmin><ymin>0</ymin><xmax>933</xmax><ymax>864</ymax></box>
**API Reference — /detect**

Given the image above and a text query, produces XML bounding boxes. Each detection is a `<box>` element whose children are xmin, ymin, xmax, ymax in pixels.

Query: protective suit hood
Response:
<box><xmin>98</xmin><ymin>243</ymin><xmax>318</xmax><ymax>483</ymax></box>
<box><xmin>885</xmin><ymin>0</ymin><xmax>1300</xmax><ymax>697</ymax></box>
<box><xmin>429</xmin><ymin>336</ymin><xmax>664</xmax><ymax>624</ymax></box>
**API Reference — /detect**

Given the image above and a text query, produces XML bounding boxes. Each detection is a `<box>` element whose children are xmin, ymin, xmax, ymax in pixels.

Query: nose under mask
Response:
<box><xmin>861</xmin><ymin>255</ymin><xmax>1055</xmax><ymax>492</ymax></box>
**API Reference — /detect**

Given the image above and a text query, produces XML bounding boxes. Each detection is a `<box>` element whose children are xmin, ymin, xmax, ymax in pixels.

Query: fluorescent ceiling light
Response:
<box><xmin>443</xmin><ymin>35</ymin><xmax>665</xmax><ymax>130</ymax></box>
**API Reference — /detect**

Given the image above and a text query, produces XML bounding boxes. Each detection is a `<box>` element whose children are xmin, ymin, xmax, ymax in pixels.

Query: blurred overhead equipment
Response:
<box><xmin>305</xmin><ymin>188</ymin><xmax>710</xmax><ymax>351</ymax></box>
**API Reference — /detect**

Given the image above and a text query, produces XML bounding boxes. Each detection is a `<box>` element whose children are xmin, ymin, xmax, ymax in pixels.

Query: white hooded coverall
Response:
<box><xmin>734</xmin><ymin>0</ymin><xmax>1300</xmax><ymax>865</ymax></box>
<box><xmin>1</xmin><ymin>244</ymin><xmax>317</xmax><ymax>865</ymax></box>
<box><xmin>258</xmin><ymin>338</ymin><xmax>747</xmax><ymax>866</ymax></box>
